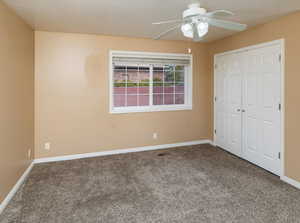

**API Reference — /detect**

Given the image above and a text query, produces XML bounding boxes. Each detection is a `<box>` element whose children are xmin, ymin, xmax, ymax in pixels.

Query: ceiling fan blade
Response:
<box><xmin>206</xmin><ymin>10</ymin><xmax>234</xmax><ymax>17</ymax></box>
<box><xmin>152</xmin><ymin>19</ymin><xmax>183</xmax><ymax>25</ymax></box>
<box><xmin>207</xmin><ymin>18</ymin><xmax>247</xmax><ymax>31</ymax></box>
<box><xmin>154</xmin><ymin>24</ymin><xmax>182</xmax><ymax>40</ymax></box>
<box><xmin>192</xmin><ymin>23</ymin><xmax>202</xmax><ymax>42</ymax></box>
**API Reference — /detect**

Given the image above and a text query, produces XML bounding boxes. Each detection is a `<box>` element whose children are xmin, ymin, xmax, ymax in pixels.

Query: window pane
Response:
<box><xmin>127</xmin><ymin>66</ymin><xmax>138</xmax><ymax>72</ymax></box>
<box><xmin>127</xmin><ymin>95</ymin><xmax>138</xmax><ymax>106</ymax></box>
<box><xmin>153</xmin><ymin>67</ymin><xmax>163</xmax><ymax>72</ymax></box>
<box><xmin>175</xmin><ymin>94</ymin><xmax>184</xmax><ymax>104</ymax></box>
<box><xmin>164</xmin><ymin>83</ymin><xmax>174</xmax><ymax>94</ymax></box>
<box><xmin>113</xmin><ymin>66</ymin><xmax>127</xmax><ymax>96</ymax></box>
<box><xmin>139</xmin><ymin>69</ymin><xmax>150</xmax><ymax>85</ymax></box>
<box><xmin>153</xmin><ymin>68</ymin><xmax>163</xmax><ymax>83</ymax></box>
<box><xmin>127</xmin><ymin>73</ymin><xmax>139</xmax><ymax>83</ymax></box>
<box><xmin>113</xmin><ymin>66</ymin><xmax>126</xmax><ymax>83</ymax></box>
<box><xmin>153</xmin><ymin>67</ymin><xmax>163</xmax><ymax>96</ymax></box>
<box><xmin>175</xmin><ymin>82</ymin><xmax>184</xmax><ymax>93</ymax></box>
<box><xmin>164</xmin><ymin>94</ymin><xmax>174</xmax><ymax>105</ymax></box>
<box><xmin>139</xmin><ymin>67</ymin><xmax>150</xmax><ymax>82</ymax></box>
<box><xmin>153</xmin><ymin>94</ymin><xmax>163</xmax><ymax>105</ymax></box>
<box><xmin>175</xmin><ymin>71</ymin><xmax>184</xmax><ymax>82</ymax></box>
<box><xmin>113</xmin><ymin>84</ymin><xmax>126</xmax><ymax>94</ymax></box>
<box><xmin>153</xmin><ymin>82</ymin><xmax>163</xmax><ymax>93</ymax></box>
<box><xmin>127</xmin><ymin>84</ymin><xmax>138</xmax><ymax>94</ymax></box>
<box><xmin>138</xmin><ymin>66</ymin><xmax>149</xmax><ymax>94</ymax></box>
<box><xmin>138</xmin><ymin>84</ymin><xmax>149</xmax><ymax>94</ymax></box>
<box><xmin>164</xmin><ymin>65</ymin><xmax>174</xmax><ymax>71</ymax></box>
<box><xmin>175</xmin><ymin>65</ymin><xmax>184</xmax><ymax>72</ymax></box>
<box><xmin>139</xmin><ymin>67</ymin><xmax>150</xmax><ymax>71</ymax></box>
<box><xmin>114</xmin><ymin>95</ymin><xmax>126</xmax><ymax>107</ymax></box>
<box><xmin>164</xmin><ymin>65</ymin><xmax>174</xmax><ymax>82</ymax></box>
<box><xmin>138</xmin><ymin>95</ymin><xmax>149</xmax><ymax>106</ymax></box>
<box><xmin>127</xmin><ymin>66</ymin><xmax>138</xmax><ymax>83</ymax></box>
<box><xmin>138</xmin><ymin>66</ymin><xmax>150</xmax><ymax>94</ymax></box>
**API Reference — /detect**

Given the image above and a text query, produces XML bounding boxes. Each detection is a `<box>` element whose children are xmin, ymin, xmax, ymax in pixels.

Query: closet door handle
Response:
<box><xmin>237</xmin><ymin>109</ymin><xmax>241</xmax><ymax>112</ymax></box>
<box><xmin>242</xmin><ymin>109</ymin><xmax>246</xmax><ymax>112</ymax></box>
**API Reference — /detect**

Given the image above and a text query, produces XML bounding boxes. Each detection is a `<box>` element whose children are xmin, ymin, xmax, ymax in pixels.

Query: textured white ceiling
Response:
<box><xmin>3</xmin><ymin>0</ymin><xmax>300</xmax><ymax>42</ymax></box>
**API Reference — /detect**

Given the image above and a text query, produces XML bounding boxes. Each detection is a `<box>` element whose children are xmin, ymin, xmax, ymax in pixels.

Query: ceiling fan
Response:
<box><xmin>152</xmin><ymin>2</ymin><xmax>247</xmax><ymax>41</ymax></box>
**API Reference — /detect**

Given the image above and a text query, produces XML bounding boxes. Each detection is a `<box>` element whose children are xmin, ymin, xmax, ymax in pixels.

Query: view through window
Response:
<box><xmin>110</xmin><ymin>51</ymin><xmax>192</xmax><ymax>113</ymax></box>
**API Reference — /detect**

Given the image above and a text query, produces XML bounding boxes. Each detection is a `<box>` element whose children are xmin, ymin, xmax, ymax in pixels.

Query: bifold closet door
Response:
<box><xmin>242</xmin><ymin>45</ymin><xmax>281</xmax><ymax>175</ymax></box>
<box><xmin>215</xmin><ymin>53</ymin><xmax>243</xmax><ymax>157</ymax></box>
<box><xmin>215</xmin><ymin>43</ymin><xmax>282</xmax><ymax>176</ymax></box>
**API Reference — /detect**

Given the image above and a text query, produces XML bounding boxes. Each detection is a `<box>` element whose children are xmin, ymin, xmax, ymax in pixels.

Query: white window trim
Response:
<box><xmin>109</xmin><ymin>50</ymin><xmax>193</xmax><ymax>114</ymax></box>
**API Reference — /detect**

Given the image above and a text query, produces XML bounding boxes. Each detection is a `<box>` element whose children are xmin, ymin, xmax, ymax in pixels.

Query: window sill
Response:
<box><xmin>110</xmin><ymin>105</ymin><xmax>192</xmax><ymax>114</ymax></box>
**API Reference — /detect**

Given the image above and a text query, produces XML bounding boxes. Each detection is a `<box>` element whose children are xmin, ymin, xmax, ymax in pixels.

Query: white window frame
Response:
<box><xmin>109</xmin><ymin>50</ymin><xmax>193</xmax><ymax>114</ymax></box>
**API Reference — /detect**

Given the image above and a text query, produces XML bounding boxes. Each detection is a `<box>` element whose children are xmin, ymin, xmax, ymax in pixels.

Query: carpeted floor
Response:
<box><xmin>1</xmin><ymin>144</ymin><xmax>300</xmax><ymax>223</ymax></box>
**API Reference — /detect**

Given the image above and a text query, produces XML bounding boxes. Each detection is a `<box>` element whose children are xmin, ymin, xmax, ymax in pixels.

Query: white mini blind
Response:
<box><xmin>112</xmin><ymin>56</ymin><xmax>191</xmax><ymax>66</ymax></box>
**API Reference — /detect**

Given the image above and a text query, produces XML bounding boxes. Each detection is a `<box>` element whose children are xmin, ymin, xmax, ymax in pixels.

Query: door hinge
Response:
<box><xmin>278</xmin><ymin>152</ymin><xmax>281</xmax><ymax>160</ymax></box>
<box><xmin>214</xmin><ymin>129</ymin><xmax>217</xmax><ymax>134</ymax></box>
<box><xmin>279</xmin><ymin>54</ymin><xmax>282</xmax><ymax>62</ymax></box>
<box><xmin>278</xmin><ymin>103</ymin><xmax>281</xmax><ymax>111</ymax></box>
<box><xmin>214</xmin><ymin>96</ymin><xmax>217</xmax><ymax>102</ymax></box>
<box><xmin>215</xmin><ymin>64</ymin><xmax>218</xmax><ymax>69</ymax></box>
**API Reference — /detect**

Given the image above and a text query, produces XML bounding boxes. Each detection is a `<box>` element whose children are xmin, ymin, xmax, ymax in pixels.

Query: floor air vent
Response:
<box><xmin>158</xmin><ymin>153</ymin><xmax>168</xmax><ymax>157</ymax></box>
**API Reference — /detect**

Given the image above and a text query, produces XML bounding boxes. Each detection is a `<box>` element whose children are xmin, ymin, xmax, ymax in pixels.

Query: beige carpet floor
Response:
<box><xmin>1</xmin><ymin>144</ymin><xmax>300</xmax><ymax>223</ymax></box>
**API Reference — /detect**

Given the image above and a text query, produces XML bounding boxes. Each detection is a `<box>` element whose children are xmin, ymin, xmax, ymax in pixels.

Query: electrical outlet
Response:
<box><xmin>45</xmin><ymin>142</ymin><xmax>51</xmax><ymax>150</ymax></box>
<box><xmin>27</xmin><ymin>149</ymin><xmax>31</xmax><ymax>159</ymax></box>
<box><xmin>188</xmin><ymin>48</ymin><xmax>192</xmax><ymax>54</ymax></box>
<box><xmin>153</xmin><ymin>133</ymin><xmax>158</xmax><ymax>140</ymax></box>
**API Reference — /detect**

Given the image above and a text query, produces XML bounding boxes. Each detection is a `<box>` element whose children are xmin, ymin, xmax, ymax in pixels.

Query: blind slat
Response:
<box><xmin>113</xmin><ymin>56</ymin><xmax>190</xmax><ymax>66</ymax></box>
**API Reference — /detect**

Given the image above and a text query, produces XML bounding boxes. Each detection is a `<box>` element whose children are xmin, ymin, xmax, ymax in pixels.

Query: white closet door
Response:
<box><xmin>242</xmin><ymin>45</ymin><xmax>281</xmax><ymax>175</ymax></box>
<box><xmin>215</xmin><ymin>53</ymin><xmax>243</xmax><ymax>157</ymax></box>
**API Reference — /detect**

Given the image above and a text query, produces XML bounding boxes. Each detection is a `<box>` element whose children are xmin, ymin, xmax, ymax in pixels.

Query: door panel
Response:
<box><xmin>215</xmin><ymin>54</ymin><xmax>242</xmax><ymax>157</ymax></box>
<box><xmin>242</xmin><ymin>44</ymin><xmax>281</xmax><ymax>175</ymax></box>
<box><xmin>227</xmin><ymin>70</ymin><xmax>242</xmax><ymax>156</ymax></box>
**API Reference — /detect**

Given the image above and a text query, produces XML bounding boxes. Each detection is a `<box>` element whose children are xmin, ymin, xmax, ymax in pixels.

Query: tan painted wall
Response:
<box><xmin>35</xmin><ymin>31</ymin><xmax>212</xmax><ymax>159</ymax></box>
<box><xmin>0</xmin><ymin>2</ymin><xmax>34</xmax><ymax>203</ymax></box>
<box><xmin>208</xmin><ymin>11</ymin><xmax>300</xmax><ymax>182</ymax></box>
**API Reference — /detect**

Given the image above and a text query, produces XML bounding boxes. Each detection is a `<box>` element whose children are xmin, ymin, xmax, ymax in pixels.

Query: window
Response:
<box><xmin>109</xmin><ymin>51</ymin><xmax>192</xmax><ymax>113</ymax></box>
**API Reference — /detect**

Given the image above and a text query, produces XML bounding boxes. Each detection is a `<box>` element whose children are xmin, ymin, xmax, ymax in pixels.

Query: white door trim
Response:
<box><xmin>213</xmin><ymin>39</ymin><xmax>285</xmax><ymax>177</ymax></box>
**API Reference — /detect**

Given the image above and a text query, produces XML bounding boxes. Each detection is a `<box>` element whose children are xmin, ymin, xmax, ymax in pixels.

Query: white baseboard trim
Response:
<box><xmin>210</xmin><ymin>140</ymin><xmax>217</xmax><ymax>147</ymax></box>
<box><xmin>2</xmin><ymin>141</ymin><xmax>298</xmax><ymax>216</ymax></box>
<box><xmin>34</xmin><ymin>139</ymin><xmax>212</xmax><ymax>164</ymax></box>
<box><xmin>281</xmin><ymin>176</ymin><xmax>300</xmax><ymax>189</ymax></box>
<box><xmin>0</xmin><ymin>162</ymin><xmax>34</xmax><ymax>215</ymax></box>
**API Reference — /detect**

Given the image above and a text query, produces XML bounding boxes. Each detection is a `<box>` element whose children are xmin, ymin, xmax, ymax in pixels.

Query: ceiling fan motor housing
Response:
<box><xmin>183</xmin><ymin>3</ymin><xmax>207</xmax><ymax>18</ymax></box>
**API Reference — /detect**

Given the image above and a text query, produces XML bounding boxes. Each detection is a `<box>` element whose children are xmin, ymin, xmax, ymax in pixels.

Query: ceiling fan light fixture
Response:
<box><xmin>181</xmin><ymin>23</ymin><xmax>193</xmax><ymax>38</ymax></box>
<box><xmin>153</xmin><ymin>3</ymin><xmax>247</xmax><ymax>41</ymax></box>
<box><xmin>197</xmin><ymin>22</ymin><xmax>209</xmax><ymax>37</ymax></box>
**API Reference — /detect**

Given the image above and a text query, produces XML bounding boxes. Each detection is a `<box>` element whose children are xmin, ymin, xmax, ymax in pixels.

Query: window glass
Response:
<box><xmin>113</xmin><ymin>65</ymin><xmax>150</xmax><ymax>107</ymax></box>
<box><xmin>111</xmin><ymin>52</ymin><xmax>191</xmax><ymax>113</ymax></box>
<box><xmin>152</xmin><ymin>65</ymin><xmax>184</xmax><ymax>106</ymax></box>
